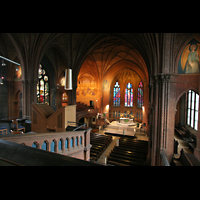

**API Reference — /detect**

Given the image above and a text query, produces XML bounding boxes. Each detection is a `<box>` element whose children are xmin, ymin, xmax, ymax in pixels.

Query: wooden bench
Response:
<box><xmin>175</xmin><ymin>125</ymin><xmax>196</xmax><ymax>153</ymax></box>
<box><xmin>0</xmin><ymin>127</ymin><xmax>7</xmax><ymax>135</ymax></box>
<box><xmin>90</xmin><ymin>133</ymin><xmax>112</xmax><ymax>161</ymax></box>
<box><xmin>176</xmin><ymin>149</ymin><xmax>200</xmax><ymax>166</ymax></box>
<box><xmin>109</xmin><ymin>152</ymin><xmax>144</xmax><ymax>163</ymax></box>
<box><xmin>107</xmin><ymin>155</ymin><xmax>145</xmax><ymax>166</ymax></box>
<box><xmin>111</xmin><ymin>148</ymin><xmax>147</xmax><ymax>160</ymax></box>
<box><xmin>119</xmin><ymin>140</ymin><xmax>148</xmax><ymax>148</ymax></box>
<box><xmin>106</xmin><ymin>136</ymin><xmax>148</xmax><ymax>166</ymax></box>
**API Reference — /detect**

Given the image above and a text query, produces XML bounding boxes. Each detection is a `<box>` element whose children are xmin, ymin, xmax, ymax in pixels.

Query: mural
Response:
<box><xmin>103</xmin><ymin>79</ymin><xmax>109</xmax><ymax>90</ymax></box>
<box><xmin>178</xmin><ymin>39</ymin><xmax>200</xmax><ymax>74</ymax></box>
<box><xmin>14</xmin><ymin>65</ymin><xmax>22</xmax><ymax>80</ymax></box>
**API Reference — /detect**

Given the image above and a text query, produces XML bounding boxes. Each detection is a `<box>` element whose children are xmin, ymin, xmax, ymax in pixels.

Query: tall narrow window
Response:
<box><xmin>195</xmin><ymin>93</ymin><xmax>199</xmax><ymax>130</ymax></box>
<box><xmin>37</xmin><ymin>64</ymin><xmax>50</xmax><ymax>105</ymax></box>
<box><xmin>137</xmin><ymin>82</ymin><xmax>143</xmax><ymax>108</ymax></box>
<box><xmin>113</xmin><ymin>81</ymin><xmax>120</xmax><ymax>107</ymax></box>
<box><xmin>125</xmin><ymin>83</ymin><xmax>133</xmax><ymax>107</ymax></box>
<box><xmin>187</xmin><ymin>90</ymin><xmax>199</xmax><ymax>130</ymax></box>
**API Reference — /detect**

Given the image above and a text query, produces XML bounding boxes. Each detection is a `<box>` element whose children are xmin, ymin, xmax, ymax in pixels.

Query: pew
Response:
<box><xmin>175</xmin><ymin>125</ymin><xmax>196</xmax><ymax>153</ymax></box>
<box><xmin>175</xmin><ymin>149</ymin><xmax>200</xmax><ymax>166</ymax></box>
<box><xmin>90</xmin><ymin>133</ymin><xmax>112</xmax><ymax>161</ymax></box>
<box><xmin>107</xmin><ymin>137</ymin><xmax>148</xmax><ymax>166</ymax></box>
<box><xmin>111</xmin><ymin>147</ymin><xmax>147</xmax><ymax>162</ymax></box>
<box><xmin>108</xmin><ymin>155</ymin><xmax>145</xmax><ymax>166</ymax></box>
<box><xmin>109</xmin><ymin>152</ymin><xmax>144</xmax><ymax>163</ymax></box>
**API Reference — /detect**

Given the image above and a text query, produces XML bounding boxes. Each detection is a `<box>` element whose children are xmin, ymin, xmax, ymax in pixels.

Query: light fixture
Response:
<box><xmin>1</xmin><ymin>60</ymin><xmax>6</xmax><ymax>66</ymax></box>
<box><xmin>64</xmin><ymin>68</ymin><xmax>72</xmax><ymax>90</ymax></box>
<box><xmin>0</xmin><ymin>55</ymin><xmax>20</xmax><ymax>66</ymax></box>
<box><xmin>0</xmin><ymin>77</ymin><xmax>4</xmax><ymax>85</ymax></box>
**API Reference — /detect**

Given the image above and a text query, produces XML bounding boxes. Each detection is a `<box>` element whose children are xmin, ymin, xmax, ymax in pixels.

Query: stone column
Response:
<box><xmin>194</xmin><ymin>78</ymin><xmax>200</xmax><ymax>161</ymax></box>
<box><xmin>22</xmin><ymin>80</ymin><xmax>38</xmax><ymax>117</ymax></box>
<box><xmin>150</xmin><ymin>73</ymin><xmax>174</xmax><ymax>166</ymax></box>
<box><xmin>150</xmin><ymin>75</ymin><xmax>159</xmax><ymax>166</ymax></box>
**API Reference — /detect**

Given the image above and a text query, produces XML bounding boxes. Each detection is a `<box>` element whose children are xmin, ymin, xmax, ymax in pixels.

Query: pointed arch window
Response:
<box><xmin>37</xmin><ymin>64</ymin><xmax>50</xmax><ymax>105</ymax></box>
<box><xmin>113</xmin><ymin>81</ymin><xmax>120</xmax><ymax>107</ymax></box>
<box><xmin>125</xmin><ymin>83</ymin><xmax>133</xmax><ymax>107</ymax></box>
<box><xmin>137</xmin><ymin>82</ymin><xmax>143</xmax><ymax>108</ymax></box>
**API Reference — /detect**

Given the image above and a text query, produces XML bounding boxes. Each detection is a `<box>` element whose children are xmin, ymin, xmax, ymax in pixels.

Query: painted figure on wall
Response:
<box><xmin>103</xmin><ymin>79</ymin><xmax>109</xmax><ymax>90</ymax></box>
<box><xmin>178</xmin><ymin>39</ymin><xmax>200</xmax><ymax>74</ymax></box>
<box><xmin>14</xmin><ymin>65</ymin><xmax>22</xmax><ymax>80</ymax></box>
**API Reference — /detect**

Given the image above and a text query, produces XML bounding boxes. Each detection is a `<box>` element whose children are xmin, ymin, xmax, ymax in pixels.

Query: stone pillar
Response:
<box><xmin>150</xmin><ymin>75</ymin><xmax>160</xmax><ymax>166</ymax></box>
<box><xmin>22</xmin><ymin>80</ymin><xmax>37</xmax><ymax>117</ymax></box>
<box><xmin>150</xmin><ymin>74</ymin><xmax>174</xmax><ymax>166</ymax></box>
<box><xmin>143</xmin><ymin>80</ymin><xmax>149</xmax><ymax>134</ymax></box>
<box><xmin>194</xmin><ymin>78</ymin><xmax>200</xmax><ymax>161</ymax></box>
<box><xmin>68</xmin><ymin>85</ymin><xmax>77</xmax><ymax>105</ymax></box>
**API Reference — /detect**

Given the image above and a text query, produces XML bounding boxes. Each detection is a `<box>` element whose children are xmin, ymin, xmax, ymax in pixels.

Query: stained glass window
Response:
<box><xmin>125</xmin><ymin>83</ymin><xmax>133</xmax><ymax>107</ymax></box>
<box><xmin>137</xmin><ymin>82</ymin><xmax>143</xmax><ymax>108</ymax></box>
<box><xmin>37</xmin><ymin>64</ymin><xmax>50</xmax><ymax>105</ymax></box>
<box><xmin>113</xmin><ymin>81</ymin><xmax>120</xmax><ymax>107</ymax></box>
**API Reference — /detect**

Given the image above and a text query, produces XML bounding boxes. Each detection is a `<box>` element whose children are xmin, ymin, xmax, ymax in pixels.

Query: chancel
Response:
<box><xmin>0</xmin><ymin>33</ymin><xmax>200</xmax><ymax>166</ymax></box>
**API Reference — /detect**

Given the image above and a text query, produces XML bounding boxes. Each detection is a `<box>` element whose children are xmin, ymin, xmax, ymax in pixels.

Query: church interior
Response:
<box><xmin>0</xmin><ymin>33</ymin><xmax>200</xmax><ymax>166</ymax></box>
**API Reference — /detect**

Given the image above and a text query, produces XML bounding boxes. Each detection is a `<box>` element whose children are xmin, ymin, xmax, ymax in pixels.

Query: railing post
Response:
<box><xmin>84</xmin><ymin>128</ymin><xmax>92</xmax><ymax>161</ymax></box>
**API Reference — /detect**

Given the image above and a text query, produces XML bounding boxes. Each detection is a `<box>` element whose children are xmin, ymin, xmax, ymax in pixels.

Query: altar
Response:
<box><xmin>119</xmin><ymin>118</ymin><xmax>133</xmax><ymax>124</ymax></box>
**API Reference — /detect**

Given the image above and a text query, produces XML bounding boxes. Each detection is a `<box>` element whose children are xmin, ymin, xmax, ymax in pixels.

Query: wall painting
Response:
<box><xmin>178</xmin><ymin>39</ymin><xmax>200</xmax><ymax>74</ymax></box>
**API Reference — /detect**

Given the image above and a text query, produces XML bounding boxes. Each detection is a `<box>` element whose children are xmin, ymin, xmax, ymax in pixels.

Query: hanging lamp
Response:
<box><xmin>0</xmin><ymin>77</ymin><xmax>4</xmax><ymax>85</ymax></box>
<box><xmin>64</xmin><ymin>68</ymin><xmax>72</xmax><ymax>90</ymax></box>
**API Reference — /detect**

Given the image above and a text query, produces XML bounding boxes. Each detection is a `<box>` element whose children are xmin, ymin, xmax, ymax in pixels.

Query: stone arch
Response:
<box><xmin>176</xmin><ymin>87</ymin><xmax>199</xmax><ymax>106</ymax></box>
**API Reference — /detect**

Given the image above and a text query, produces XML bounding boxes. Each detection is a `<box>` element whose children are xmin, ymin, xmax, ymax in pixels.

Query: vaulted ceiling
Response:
<box><xmin>0</xmin><ymin>33</ymin><xmax>199</xmax><ymax>83</ymax></box>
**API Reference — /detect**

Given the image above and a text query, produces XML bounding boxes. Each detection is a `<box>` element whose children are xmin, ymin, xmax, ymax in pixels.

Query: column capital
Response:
<box><xmin>152</xmin><ymin>73</ymin><xmax>177</xmax><ymax>82</ymax></box>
